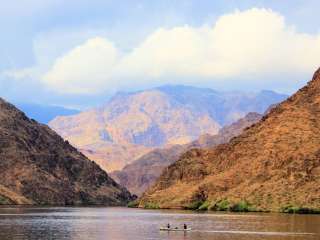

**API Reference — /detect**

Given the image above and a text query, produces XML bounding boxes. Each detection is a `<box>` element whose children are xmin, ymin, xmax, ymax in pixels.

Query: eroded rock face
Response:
<box><xmin>49</xmin><ymin>86</ymin><xmax>286</xmax><ymax>172</ymax></box>
<box><xmin>139</xmin><ymin>68</ymin><xmax>320</xmax><ymax>212</ymax></box>
<box><xmin>0</xmin><ymin>98</ymin><xmax>133</xmax><ymax>205</ymax></box>
<box><xmin>111</xmin><ymin>112</ymin><xmax>262</xmax><ymax>196</ymax></box>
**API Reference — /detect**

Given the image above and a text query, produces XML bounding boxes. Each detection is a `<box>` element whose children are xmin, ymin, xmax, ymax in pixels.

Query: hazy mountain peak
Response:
<box><xmin>49</xmin><ymin>86</ymin><xmax>287</xmax><ymax>172</ymax></box>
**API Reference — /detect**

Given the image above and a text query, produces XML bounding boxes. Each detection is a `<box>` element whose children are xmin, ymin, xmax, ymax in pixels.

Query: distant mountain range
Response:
<box><xmin>0</xmin><ymin>98</ymin><xmax>132</xmax><ymax>205</ymax></box>
<box><xmin>139</xmin><ymin>69</ymin><xmax>320</xmax><ymax>212</ymax></box>
<box><xmin>16</xmin><ymin>103</ymin><xmax>80</xmax><ymax>124</ymax></box>
<box><xmin>49</xmin><ymin>85</ymin><xmax>288</xmax><ymax>172</ymax></box>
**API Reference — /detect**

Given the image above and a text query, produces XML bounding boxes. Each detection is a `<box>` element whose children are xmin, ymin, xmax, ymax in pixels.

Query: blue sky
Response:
<box><xmin>1</xmin><ymin>0</ymin><xmax>320</xmax><ymax>108</ymax></box>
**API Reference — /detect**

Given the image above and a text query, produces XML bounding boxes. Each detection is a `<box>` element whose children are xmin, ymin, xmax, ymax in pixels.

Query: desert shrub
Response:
<box><xmin>230</xmin><ymin>200</ymin><xmax>257</xmax><ymax>212</ymax></box>
<box><xmin>144</xmin><ymin>202</ymin><xmax>160</xmax><ymax>209</ymax></box>
<box><xmin>185</xmin><ymin>200</ymin><xmax>204</xmax><ymax>210</ymax></box>
<box><xmin>211</xmin><ymin>200</ymin><xmax>256</xmax><ymax>212</ymax></box>
<box><xmin>230</xmin><ymin>201</ymin><xmax>250</xmax><ymax>212</ymax></box>
<box><xmin>127</xmin><ymin>200</ymin><xmax>139</xmax><ymax>208</ymax></box>
<box><xmin>0</xmin><ymin>195</ymin><xmax>11</xmax><ymax>205</ymax></box>
<box><xmin>211</xmin><ymin>199</ymin><xmax>231</xmax><ymax>211</ymax></box>
<box><xmin>281</xmin><ymin>205</ymin><xmax>320</xmax><ymax>214</ymax></box>
<box><xmin>198</xmin><ymin>201</ymin><xmax>211</xmax><ymax>211</ymax></box>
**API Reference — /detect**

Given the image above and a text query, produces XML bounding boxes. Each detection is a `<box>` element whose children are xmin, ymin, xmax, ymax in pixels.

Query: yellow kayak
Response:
<box><xmin>160</xmin><ymin>227</ymin><xmax>192</xmax><ymax>232</ymax></box>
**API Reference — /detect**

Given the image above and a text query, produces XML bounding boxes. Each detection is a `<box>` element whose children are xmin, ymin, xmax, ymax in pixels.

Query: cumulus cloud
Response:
<box><xmin>42</xmin><ymin>37</ymin><xmax>119</xmax><ymax>94</ymax></box>
<box><xmin>8</xmin><ymin>8</ymin><xmax>320</xmax><ymax>94</ymax></box>
<box><xmin>119</xmin><ymin>8</ymin><xmax>320</xmax><ymax>79</ymax></box>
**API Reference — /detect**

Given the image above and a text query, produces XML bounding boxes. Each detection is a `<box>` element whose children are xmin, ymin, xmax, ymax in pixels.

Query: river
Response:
<box><xmin>0</xmin><ymin>207</ymin><xmax>319</xmax><ymax>240</ymax></box>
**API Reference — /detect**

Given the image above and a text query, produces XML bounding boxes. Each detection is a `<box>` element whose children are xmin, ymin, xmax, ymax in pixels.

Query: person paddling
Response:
<box><xmin>167</xmin><ymin>223</ymin><xmax>170</xmax><ymax>229</ymax></box>
<box><xmin>183</xmin><ymin>224</ymin><xmax>187</xmax><ymax>230</ymax></box>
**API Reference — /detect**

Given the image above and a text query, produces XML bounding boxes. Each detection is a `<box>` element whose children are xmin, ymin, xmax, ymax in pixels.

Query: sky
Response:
<box><xmin>1</xmin><ymin>0</ymin><xmax>320</xmax><ymax>109</ymax></box>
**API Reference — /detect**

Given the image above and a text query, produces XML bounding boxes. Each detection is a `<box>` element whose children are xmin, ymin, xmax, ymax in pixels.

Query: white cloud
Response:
<box><xmin>119</xmin><ymin>8</ymin><xmax>320</xmax><ymax>79</ymax></box>
<box><xmin>7</xmin><ymin>8</ymin><xmax>320</xmax><ymax>94</ymax></box>
<box><xmin>42</xmin><ymin>37</ymin><xmax>119</xmax><ymax>94</ymax></box>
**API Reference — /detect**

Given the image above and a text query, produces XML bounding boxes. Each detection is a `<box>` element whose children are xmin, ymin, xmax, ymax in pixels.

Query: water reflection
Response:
<box><xmin>0</xmin><ymin>207</ymin><xmax>319</xmax><ymax>240</ymax></box>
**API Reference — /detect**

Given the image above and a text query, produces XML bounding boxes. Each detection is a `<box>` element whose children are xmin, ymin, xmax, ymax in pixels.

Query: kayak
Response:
<box><xmin>160</xmin><ymin>227</ymin><xmax>192</xmax><ymax>232</ymax></box>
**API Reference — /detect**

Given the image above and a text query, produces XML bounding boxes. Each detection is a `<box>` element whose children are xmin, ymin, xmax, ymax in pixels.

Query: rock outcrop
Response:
<box><xmin>0</xmin><ymin>98</ymin><xmax>133</xmax><ymax>205</ymax></box>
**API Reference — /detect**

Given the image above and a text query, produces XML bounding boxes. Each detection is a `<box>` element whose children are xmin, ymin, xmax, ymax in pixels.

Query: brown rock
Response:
<box><xmin>0</xmin><ymin>98</ymin><xmax>133</xmax><ymax>205</ymax></box>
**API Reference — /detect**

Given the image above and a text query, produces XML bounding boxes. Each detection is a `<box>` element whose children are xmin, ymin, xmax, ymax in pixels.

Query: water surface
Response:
<box><xmin>0</xmin><ymin>207</ymin><xmax>319</xmax><ymax>240</ymax></box>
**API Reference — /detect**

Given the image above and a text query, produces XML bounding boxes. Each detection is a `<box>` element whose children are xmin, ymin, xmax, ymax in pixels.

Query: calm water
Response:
<box><xmin>0</xmin><ymin>207</ymin><xmax>319</xmax><ymax>240</ymax></box>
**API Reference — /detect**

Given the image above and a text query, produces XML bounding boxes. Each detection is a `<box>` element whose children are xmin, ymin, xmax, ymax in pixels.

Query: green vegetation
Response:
<box><xmin>127</xmin><ymin>200</ymin><xmax>139</xmax><ymax>208</ymax></box>
<box><xmin>143</xmin><ymin>202</ymin><xmax>160</xmax><ymax>209</ymax></box>
<box><xmin>140</xmin><ymin>201</ymin><xmax>320</xmax><ymax>214</ymax></box>
<box><xmin>211</xmin><ymin>199</ymin><xmax>231</xmax><ymax>211</ymax></box>
<box><xmin>185</xmin><ymin>200</ymin><xmax>204</xmax><ymax>210</ymax></box>
<box><xmin>180</xmin><ymin>198</ymin><xmax>320</xmax><ymax>214</ymax></box>
<box><xmin>281</xmin><ymin>205</ymin><xmax>320</xmax><ymax>214</ymax></box>
<box><xmin>230</xmin><ymin>200</ymin><xmax>255</xmax><ymax>212</ymax></box>
<box><xmin>0</xmin><ymin>195</ymin><xmax>11</xmax><ymax>205</ymax></box>
<box><xmin>209</xmin><ymin>199</ymin><xmax>258</xmax><ymax>212</ymax></box>
<box><xmin>198</xmin><ymin>201</ymin><xmax>211</xmax><ymax>210</ymax></box>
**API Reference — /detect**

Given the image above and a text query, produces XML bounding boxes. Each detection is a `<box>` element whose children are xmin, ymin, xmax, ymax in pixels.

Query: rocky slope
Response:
<box><xmin>139</xmin><ymin>69</ymin><xmax>320</xmax><ymax>212</ymax></box>
<box><xmin>49</xmin><ymin>86</ymin><xmax>286</xmax><ymax>172</ymax></box>
<box><xmin>111</xmin><ymin>112</ymin><xmax>262</xmax><ymax>196</ymax></box>
<box><xmin>0</xmin><ymin>98</ymin><xmax>133</xmax><ymax>205</ymax></box>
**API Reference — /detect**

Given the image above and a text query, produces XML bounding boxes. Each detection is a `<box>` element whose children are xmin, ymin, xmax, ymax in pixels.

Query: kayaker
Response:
<box><xmin>183</xmin><ymin>224</ymin><xmax>187</xmax><ymax>230</ymax></box>
<box><xmin>167</xmin><ymin>223</ymin><xmax>170</xmax><ymax>229</ymax></box>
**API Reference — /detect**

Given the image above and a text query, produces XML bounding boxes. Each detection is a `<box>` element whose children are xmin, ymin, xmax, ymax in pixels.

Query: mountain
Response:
<box><xmin>139</xmin><ymin>69</ymin><xmax>320</xmax><ymax>212</ymax></box>
<box><xmin>0</xmin><ymin>98</ymin><xmax>133</xmax><ymax>205</ymax></box>
<box><xmin>79</xmin><ymin>143</ymin><xmax>151</xmax><ymax>174</ymax></box>
<box><xmin>49</xmin><ymin>86</ymin><xmax>287</xmax><ymax>172</ymax></box>
<box><xmin>16</xmin><ymin>103</ymin><xmax>80</xmax><ymax>124</ymax></box>
<box><xmin>111</xmin><ymin>112</ymin><xmax>262</xmax><ymax>196</ymax></box>
<box><xmin>156</xmin><ymin>86</ymin><xmax>285</xmax><ymax>125</ymax></box>
<box><xmin>111</xmin><ymin>145</ymin><xmax>186</xmax><ymax>197</ymax></box>
<box><xmin>188</xmin><ymin>112</ymin><xmax>263</xmax><ymax>149</ymax></box>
